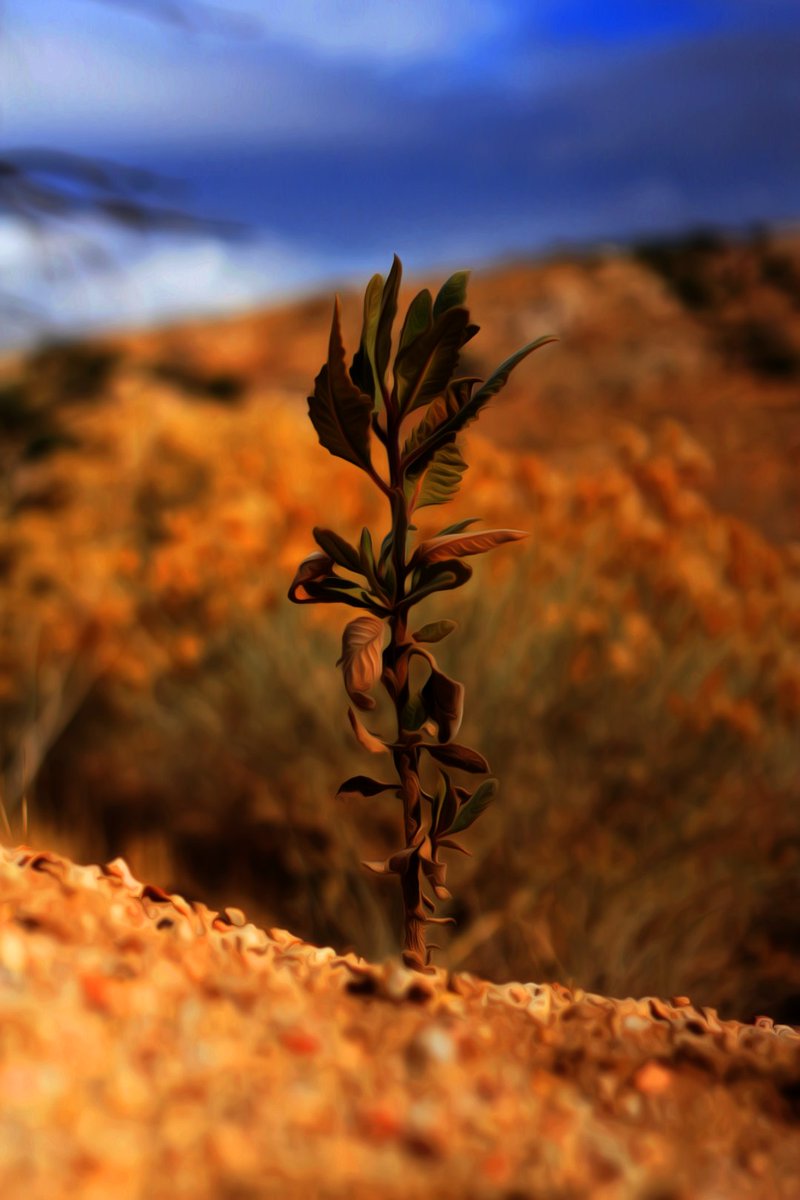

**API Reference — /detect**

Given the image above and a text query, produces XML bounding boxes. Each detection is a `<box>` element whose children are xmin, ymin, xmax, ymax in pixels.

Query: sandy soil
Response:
<box><xmin>1</xmin><ymin>844</ymin><xmax>798</xmax><ymax>1199</ymax></box>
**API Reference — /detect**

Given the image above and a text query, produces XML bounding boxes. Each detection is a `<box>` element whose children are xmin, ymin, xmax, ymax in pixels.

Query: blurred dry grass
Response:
<box><xmin>2</xmin><ymin>236</ymin><xmax>800</xmax><ymax>1023</ymax></box>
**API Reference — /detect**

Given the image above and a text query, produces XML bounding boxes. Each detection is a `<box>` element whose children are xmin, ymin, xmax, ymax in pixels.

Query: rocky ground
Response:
<box><xmin>1</xmin><ymin>844</ymin><xmax>799</xmax><ymax>1200</ymax></box>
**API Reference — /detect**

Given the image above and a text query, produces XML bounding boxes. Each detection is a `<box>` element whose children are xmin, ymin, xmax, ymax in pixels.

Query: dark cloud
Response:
<box><xmin>156</xmin><ymin>27</ymin><xmax>799</xmax><ymax>259</ymax></box>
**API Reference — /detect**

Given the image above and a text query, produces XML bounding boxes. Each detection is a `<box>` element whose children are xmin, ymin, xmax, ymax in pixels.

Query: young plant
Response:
<box><xmin>289</xmin><ymin>256</ymin><xmax>554</xmax><ymax>970</ymax></box>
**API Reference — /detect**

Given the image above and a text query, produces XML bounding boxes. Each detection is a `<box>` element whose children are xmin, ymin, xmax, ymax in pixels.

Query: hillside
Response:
<box><xmin>2</xmin><ymin>845</ymin><xmax>799</xmax><ymax>1199</ymax></box>
<box><xmin>1</xmin><ymin>228</ymin><xmax>799</xmax><ymax>1029</ymax></box>
<box><xmin>91</xmin><ymin>225</ymin><xmax>800</xmax><ymax>543</ymax></box>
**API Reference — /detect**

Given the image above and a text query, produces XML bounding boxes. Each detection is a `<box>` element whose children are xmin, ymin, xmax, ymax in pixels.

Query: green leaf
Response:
<box><xmin>398</xmin><ymin>288</ymin><xmax>433</xmax><ymax>356</ymax></box>
<box><xmin>359</xmin><ymin>527</ymin><xmax>385</xmax><ymax>598</ymax></box>
<box><xmin>308</xmin><ymin>298</ymin><xmax>373</xmax><ymax>470</ymax></box>
<box><xmin>394</xmin><ymin>307</ymin><xmax>470</xmax><ymax>415</ymax></box>
<box><xmin>298</xmin><ymin>582</ymin><xmax>388</xmax><ymax>614</ymax></box>
<box><xmin>403</xmin><ymin>336</ymin><xmax>556</xmax><ymax>475</ymax></box>
<box><xmin>288</xmin><ymin>552</ymin><xmax>388</xmax><ymax>614</ymax></box>
<box><xmin>433</xmin><ymin>270</ymin><xmax>469</xmax><ymax>318</ymax></box>
<box><xmin>401</xmin><ymin>377</ymin><xmax>480</xmax><ymax>460</ymax></box>
<box><xmin>412</xmin><ymin>619</ymin><xmax>458</xmax><ymax>644</ymax></box>
<box><xmin>375</xmin><ymin>254</ymin><xmax>402</xmax><ymax>387</ymax></box>
<box><xmin>431</xmin><ymin>771</ymin><xmax>459</xmax><ymax>839</ymax></box>
<box><xmin>404</xmin><ymin>558</ymin><xmax>473</xmax><ymax>608</ymax></box>
<box><xmin>382</xmin><ymin>560</ymin><xmax>397</xmax><ymax>598</ymax></box>
<box><xmin>378</xmin><ymin>529</ymin><xmax>394</xmax><ymax>569</ymax></box>
<box><xmin>312</xmin><ymin>527</ymin><xmax>363</xmax><ymax>574</ymax></box>
<box><xmin>350</xmin><ymin>272</ymin><xmax>384</xmax><ymax>401</ymax></box>
<box><xmin>447</xmin><ymin>778</ymin><xmax>499</xmax><ymax>834</ymax></box>
<box><xmin>434</xmin><ymin>517</ymin><xmax>480</xmax><ymax>537</ymax></box>
<box><xmin>415</xmin><ymin>443</ymin><xmax>468</xmax><ymax>509</ymax></box>
<box><xmin>470</xmin><ymin>334</ymin><xmax>557</xmax><ymax>409</ymax></box>
<box><xmin>401</xmin><ymin>693</ymin><xmax>428</xmax><ymax>732</ymax></box>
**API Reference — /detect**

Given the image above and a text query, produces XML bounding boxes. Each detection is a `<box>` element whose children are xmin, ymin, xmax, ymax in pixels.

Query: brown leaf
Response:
<box><xmin>308</xmin><ymin>297</ymin><xmax>373</xmax><ymax>470</ymax></box>
<box><xmin>412</xmin><ymin>529</ymin><xmax>528</xmax><ymax>566</ymax></box>
<box><xmin>423</xmin><ymin>742</ymin><xmax>490</xmax><ymax>773</ymax></box>
<box><xmin>436</xmin><ymin>837</ymin><xmax>473</xmax><ymax>856</ymax></box>
<box><xmin>412</xmin><ymin>619</ymin><xmax>458</xmax><ymax>644</ymax></box>
<box><xmin>347</xmin><ymin>707</ymin><xmax>388</xmax><ymax>754</ymax></box>
<box><xmin>339</xmin><ymin>616</ymin><xmax>385</xmax><ymax>709</ymax></box>
<box><xmin>362</xmin><ymin>859</ymin><xmax>393</xmax><ymax>875</ymax></box>
<box><xmin>336</xmin><ymin>776</ymin><xmax>396</xmax><ymax>799</ymax></box>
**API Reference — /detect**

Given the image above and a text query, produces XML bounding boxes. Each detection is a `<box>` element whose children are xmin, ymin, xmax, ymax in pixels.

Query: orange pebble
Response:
<box><xmin>634</xmin><ymin>1061</ymin><xmax>672</xmax><ymax>1095</ymax></box>
<box><xmin>481</xmin><ymin>1151</ymin><xmax>511</xmax><ymax>1184</ymax></box>
<box><xmin>80</xmin><ymin>972</ymin><xmax>114</xmax><ymax>1013</ymax></box>
<box><xmin>360</xmin><ymin>1103</ymin><xmax>402</xmax><ymax>1143</ymax></box>
<box><xmin>279</xmin><ymin>1027</ymin><xmax>321</xmax><ymax>1056</ymax></box>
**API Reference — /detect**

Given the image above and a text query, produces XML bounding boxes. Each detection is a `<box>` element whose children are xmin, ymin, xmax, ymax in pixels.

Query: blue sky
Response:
<box><xmin>1</xmin><ymin>0</ymin><xmax>799</xmax><ymax>339</ymax></box>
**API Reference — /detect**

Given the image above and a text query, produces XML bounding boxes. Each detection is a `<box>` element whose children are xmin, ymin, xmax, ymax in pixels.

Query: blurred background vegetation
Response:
<box><xmin>2</xmin><ymin>234</ymin><xmax>800</xmax><ymax>1025</ymax></box>
<box><xmin>1</xmin><ymin>2</ymin><xmax>799</xmax><ymax>1024</ymax></box>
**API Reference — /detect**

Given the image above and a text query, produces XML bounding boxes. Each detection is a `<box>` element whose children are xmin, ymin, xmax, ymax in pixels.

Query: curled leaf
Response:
<box><xmin>347</xmin><ymin>707</ymin><xmax>388</xmax><ymax>754</ymax></box>
<box><xmin>421</xmin><ymin>667</ymin><xmax>465</xmax><ymax>742</ymax></box>
<box><xmin>288</xmin><ymin>551</ymin><xmax>334</xmax><ymax>603</ymax></box>
<box><xmin>339</xmin><ymin>616</ymin><xmax>385</xmax><ymax>709</ymax></box>
<box><xmin>288</xmin><ymin>553</ymin><xmax>387</xmax><ymax>613</ymax></box>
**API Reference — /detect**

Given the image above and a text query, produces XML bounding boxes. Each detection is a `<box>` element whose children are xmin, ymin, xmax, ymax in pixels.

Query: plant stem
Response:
<box><xmin>384</xmin><ymin>406</ymin><xmax>427</xmax><ymax>967</ymax></box>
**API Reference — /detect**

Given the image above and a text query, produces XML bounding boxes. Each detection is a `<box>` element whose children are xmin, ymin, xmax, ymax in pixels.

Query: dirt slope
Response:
<box><xmin>1</xmin><ymin>845</ymin><xmax>798</xmax><ymax>1200</ymax></box>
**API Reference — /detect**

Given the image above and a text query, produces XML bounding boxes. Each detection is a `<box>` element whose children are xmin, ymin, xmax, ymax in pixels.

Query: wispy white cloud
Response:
<box><xmin>236</xmin><ymin>0</ymin><xmax>508</xmax><ymax>63</ymax></box>
<box><xmin>0</xmin><ymin>215</ymin><xmax>375</xmax><ymax>344</ymax></box>
<box><xmin>0</xmin><ymin>27</ymin><xmax>386</xmax><ymax>145</ymax></box>
<box><xmin>0</xmin><ymin>0</ymin><xmax>522</xmax><ymax>146</ymax></box>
